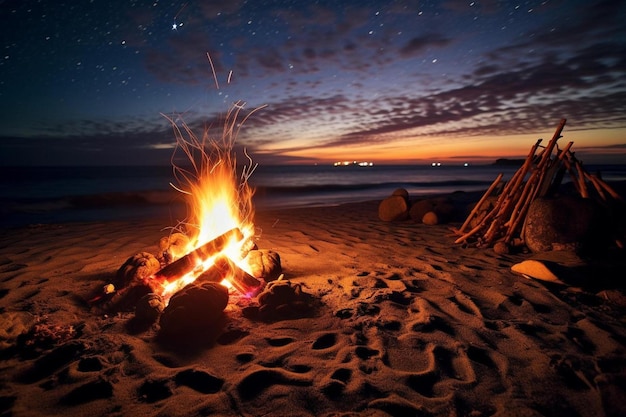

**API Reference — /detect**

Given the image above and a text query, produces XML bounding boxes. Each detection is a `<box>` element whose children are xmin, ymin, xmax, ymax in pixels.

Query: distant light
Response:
<box><xmin>334</xmin><ymin>161</ymin><xmax>374</xmax><ymax>167</ymax></box>
<box><xmin>464</xmin><ymin>162</ymin><xmax>469</xmax><ymax>167</ymax></box>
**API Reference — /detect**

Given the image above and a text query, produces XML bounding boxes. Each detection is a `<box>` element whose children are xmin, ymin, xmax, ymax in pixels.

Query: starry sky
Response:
<box><xmin>1</xmin><ymin>0</ymin><xmax>625</xmax><ymax>166</ymax></box>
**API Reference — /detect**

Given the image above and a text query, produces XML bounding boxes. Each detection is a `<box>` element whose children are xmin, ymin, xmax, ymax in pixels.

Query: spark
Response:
<box><xmin>207</xmin><ymin>52</ymin><xmax>220</xmax><ymax>89</ymax></box>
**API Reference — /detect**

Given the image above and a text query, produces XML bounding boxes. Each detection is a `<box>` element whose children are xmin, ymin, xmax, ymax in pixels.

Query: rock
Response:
<box><xmin>422</xmin><ymin>211</ymin><xmax>439</xmax><ymax>225</ymax></box>
<box><xmin>391</xmin><ymin>188</ymin><xmax>409</xmax><ymax>199</ymax></box>
<box><xmin>378</xmin><ymin>195</ymin><xmax>409</xmax><ymax>221</ymax></box>
<box><xmin>252</xmin><ymin>280</ymin><xmax>319</xmax><ymax>321</ymax></box>
<box><xmin>433</xmin><ymin>201</ymin><xmax>455</xmax><ymax>222</ymax></box>
<box><xmin>597</xmin><ymin>290</ymin><xmax>626</xmax><ymax>308</ymax></box>
<box><xmin>159</xmin><ymin>282</ymin><xmax>228</xmax><ymax>338</ymax></box>
<box><xmin>511</xmin><ymin>260</ymin><xmax>564</xmax><ymax>284</ymax></box>
<box><xmin>115</xmin><ymin>252</ymin><xmax>161</xmax><ymax>289</ymax></box>
<box><xmin>244</xmin><ymin>250</ymin><xmax>282</xmax><ymax>281</ymax></box>
<box><xmin>135</xmin><ymin>293</ymin><xmax>164</xmax><ymax>324</ymax></box>
<box><xmin>493</xmin><ymin>241</ymin><xmax>509</xmax><ymax>255</ymax></box>
<box><xmin>410</xmin><ymin>198</ymin><xmax>455</xmax><ymax>224</ymax></box>
<box><xmin>409</xmin><ymin>199</ymin><xmax>434</xmax><ymax>223</ymax></box>
<box><xmin>158</xmin><ymin>233</ymin><xmax>190</xmax><ymax>264</ymax></box>
<box><xmin>523</xmin><ymin>196</ymin><xmax>608</xmax><ymax>253</ymax></box>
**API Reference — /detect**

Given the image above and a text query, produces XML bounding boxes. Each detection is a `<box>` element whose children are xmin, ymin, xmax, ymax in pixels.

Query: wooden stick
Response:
<box><xmin>589</xmin><ymin>173</ymin><xmax>624</xmax><ymax>202</ymax></box>
<box><xmin>488</xmin><ymin>139</ymin><xmax>543</xmax><ymax>244</ymax></box>
<box><xmin>573</xmin><ymin>159</ymin><xmax>589</xmax><ymax>198</ymax></box>
<box><xmin>457</xmin><ymin>173</ymin><xmax>503</xmax><ymax>233</ymax></box>
<box><xmin>585</xmin><ymin>172</ymin><xmax>607</xmax><ymax>201</ymax></box>
<box><xmin>561</xmin><ymin>155</ymin><xmax>582</xmax><ymax>195</ymax></box>
<box><xmin>528</xmin><ymin>119</ymin><xmax>567</xmax><ymax>203</ymax></box>
<box><xmin>506</xmin><ymin>178</ymin><xmax>538</xmax><ymax>244</ymax></box>
<box><xmin>539</xmin><ymin>141</ymin><xmax>573</xmax><ymax>198</ymax></box>
<box><xmin>454</xmin><ymin>213</ymin><xmax>493</xmax><ymax>244</ymax></box>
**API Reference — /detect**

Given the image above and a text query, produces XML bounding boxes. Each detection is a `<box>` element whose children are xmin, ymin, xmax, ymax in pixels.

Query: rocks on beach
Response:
<box><xmin>378</xmin><ymin>188</ymin><xmax>457</xmax><ymax>225</ymax></box>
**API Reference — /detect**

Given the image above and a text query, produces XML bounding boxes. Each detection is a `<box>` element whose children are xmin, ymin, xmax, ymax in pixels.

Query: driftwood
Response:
<box><xmin>454</xmin><ymin>119</ymin><xmax>624</xmax><ymax>249</ymax></box>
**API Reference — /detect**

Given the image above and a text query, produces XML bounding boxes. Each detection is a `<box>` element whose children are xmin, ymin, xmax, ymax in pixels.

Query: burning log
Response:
<box><xmin>151</xmin><ymin>227</ymin><xmax>244</xmax><ymax>285</ymax></box>
<box><xmin>197</xmin><ymin>256</ymin><xmax>264</xmax><ymax>298</ymax></box>
<box><xmin>92</xmin><ymin>228</ymin><xmax>247</xmax><ymax>312</ymax></box>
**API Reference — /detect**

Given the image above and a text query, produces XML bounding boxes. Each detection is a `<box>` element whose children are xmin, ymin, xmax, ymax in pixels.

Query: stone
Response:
<box><xmin>159</xmin><ymin>282</ymin><xmax>228</xmax><ymax>338</ymax></box>
<box><xmin>254</xmin><ymin>280</ymin><xmax>318</xmax><ymax>321</ymax></box>
<box><xmin>511</xmin><ymin>260</ymin><xmax>564</xmax><ymax>284</ymax></box>
<box><xmin>493</xmin><ymin>241</ymin><xmax>509</xmax><ymax>255</ymax></box>
<box><xmin>422</xmin><ymin>211</ymin><xmax>439</xmax><ymax>225</ymax></box>
<box><xmin>135</xmin><ymin>293</ymin><xmax>165</xmax><ymax>324</ymax></box>
<box><xmin>244</xmin><ymin>250</ymin><xmax>282</xmax><ymax>282</ymax></box>
<box><xmin>378</xmin><ymin>195</ymin><xmax>409</xmax><ymax>221</ymax></box>
<box><xmin>409</xmin><ymin>199</ymin><xmax>434</xmax><ymax>223</ymax></box>
<box><xmin>158</xmin><ymin>233</ymin><xmax>190</xmax><ymax>264</ymax></box>
<box><xmin>433</xmin><ymin>201</ymin><xmax>455</xmax><ymax>222</ymax></box>
<box><xmin>410</xmin><ymin>198</ymin><xmax>455</xmax><ymax>224</ymax></box>
<box><xmin>391</xmin><ymin>188</ymin><xmax>409</xmax><ymax>199</ymax></box>
<box><xmin>523</xmin><ymin>196</ymin><xmax>608</xmax><ymax>253</ymax></box>
<box><xmin>115</xmin><ymin>252</ymin><xmax>161</xmax><ymax>289</ymax></box>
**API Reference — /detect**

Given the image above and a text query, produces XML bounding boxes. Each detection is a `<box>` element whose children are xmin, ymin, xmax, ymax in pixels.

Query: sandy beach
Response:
<box><xmin>1</xmin><ymin>194</ymin><xmax>625</xmax><ymax>417</ymax></box>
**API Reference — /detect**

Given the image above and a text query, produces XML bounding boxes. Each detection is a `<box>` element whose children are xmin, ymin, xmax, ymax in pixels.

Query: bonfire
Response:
<box><xmin>90</xmin><ymin>101</ymin><xmax>284</xmax><ymax>335</ymax></box>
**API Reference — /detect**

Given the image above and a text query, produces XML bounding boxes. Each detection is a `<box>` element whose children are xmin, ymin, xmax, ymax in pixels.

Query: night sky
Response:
<box><xmin>1</xmin><ymin>0</ymin><xmax>625</xmax><ymax>166</ymax></box>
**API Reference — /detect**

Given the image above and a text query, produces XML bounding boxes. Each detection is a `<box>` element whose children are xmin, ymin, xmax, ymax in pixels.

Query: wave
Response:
<box><xmin>252</xmin><ymin>179</ymin><xmax>493</xmax><ymax>195</ymax></box>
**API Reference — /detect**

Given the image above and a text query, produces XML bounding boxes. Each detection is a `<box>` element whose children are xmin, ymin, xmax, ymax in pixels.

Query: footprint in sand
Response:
<box><xmin>402</xmin><ymin>344</ymin><xmax>477</xmax><ymax>399</ymax></box>
<box><xmin>236</xmin><ymin>367</ymin><xmax>312</xmax><ymax>401</ymax></box>
<box><xmin>312</xmin><ymin>332</ymin><xmax>337</xmax><ymax>350</ymax></box>
<box><xmin>174</xmin><ymin>369</ymin><xmax>224</xmax><ymax>394</ymax></box>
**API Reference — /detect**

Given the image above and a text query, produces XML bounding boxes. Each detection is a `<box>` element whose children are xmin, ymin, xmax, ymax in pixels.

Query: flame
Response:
<box><xmin>156</xmin><ymin>103</ymin><xmax>263</xmax><ymax>302</ymax></box>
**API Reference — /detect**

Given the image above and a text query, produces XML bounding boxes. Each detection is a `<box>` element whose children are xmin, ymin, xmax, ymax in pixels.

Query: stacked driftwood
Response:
<box><xmin>453</xmin><ymin>119</ymin><xmax>624</xmax><ymax>251</ymax></box>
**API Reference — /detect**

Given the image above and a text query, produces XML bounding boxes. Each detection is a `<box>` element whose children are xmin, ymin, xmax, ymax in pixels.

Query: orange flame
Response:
<box><xmin>158</xmin><ymin>102</ymin><xmax>264</xmax><ymax>302</ymax></box>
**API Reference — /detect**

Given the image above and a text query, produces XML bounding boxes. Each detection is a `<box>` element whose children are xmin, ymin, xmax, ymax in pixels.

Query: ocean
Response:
<box><xmin>1</xmin><ymin>163</ymin><xmax>625</xmax><ymax>229</ymax></box>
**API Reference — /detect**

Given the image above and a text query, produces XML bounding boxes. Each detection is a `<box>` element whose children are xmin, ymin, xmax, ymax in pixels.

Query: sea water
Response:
<box><xmin>1</xmin><ymin>164</ymin><xmax>625</xmax><ymax>228</ymax></box>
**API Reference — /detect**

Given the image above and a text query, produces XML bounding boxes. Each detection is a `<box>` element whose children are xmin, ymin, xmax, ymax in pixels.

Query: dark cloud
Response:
<box><xmin>399</xmin><ymin>34</ymin><xmax>452</xmax><ymax>57</ymax></box>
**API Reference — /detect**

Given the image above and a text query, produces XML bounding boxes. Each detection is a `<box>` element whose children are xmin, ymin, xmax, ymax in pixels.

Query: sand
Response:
<box><xmin>1</xmin><ymin>196</ymin><xmax>625</xmax><ymax>417</ymax></box>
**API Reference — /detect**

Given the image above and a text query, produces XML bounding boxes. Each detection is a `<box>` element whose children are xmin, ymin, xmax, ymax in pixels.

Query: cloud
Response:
<box><xmin>399</xmin><ymin>34</ymin><xmax>452</xmax><ymax>57</ymax></box>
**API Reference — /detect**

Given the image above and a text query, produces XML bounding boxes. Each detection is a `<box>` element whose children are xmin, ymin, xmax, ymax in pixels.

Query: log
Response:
<box><xmin>198</xmin><ymin>256</ymin><xmax>264</xmax><ymax>297</ymax></box>
<box><xmin>151</xmin><ymin>228</ymin><xmax>244</xmax><ymax>285</ymax></box>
